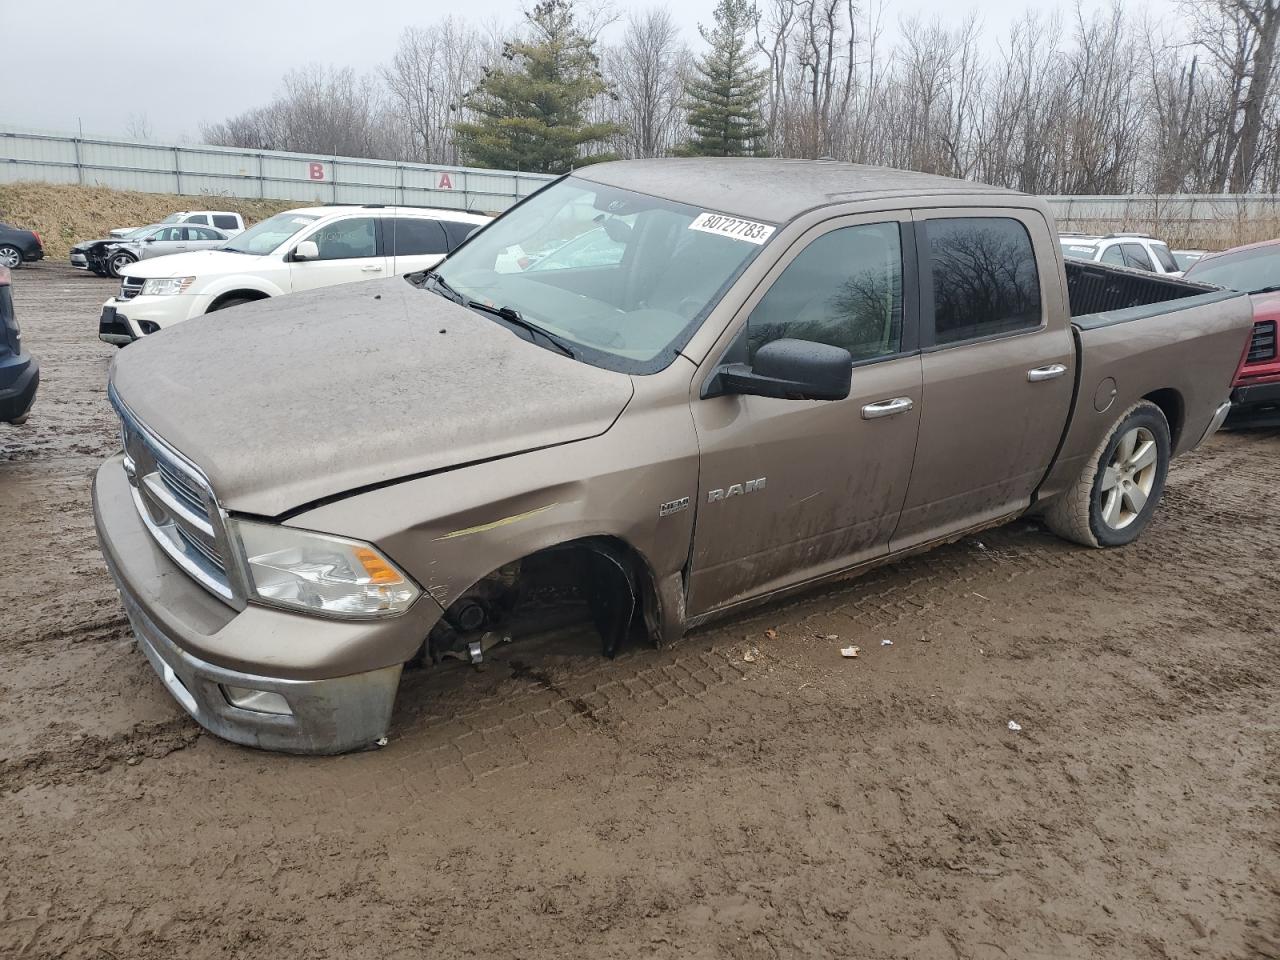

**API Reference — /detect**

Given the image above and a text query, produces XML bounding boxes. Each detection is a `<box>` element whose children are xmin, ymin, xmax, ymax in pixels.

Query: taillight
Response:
<box><xmin>33</xmin><ymin>231</ymin><xmax>42</xmax><ymax>247</ymax></box>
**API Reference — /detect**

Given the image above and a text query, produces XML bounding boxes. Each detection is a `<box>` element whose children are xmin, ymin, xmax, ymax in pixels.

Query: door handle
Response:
<box><xmin>1027</xmin><ymin>363</ymin><xmax>1068</xmax><ymax>382</ymax></box>
<box><xmin>861</xmin><ymin>397</ymin><xmax>914</xmax><ymax>420</ymax></box>
<box><xmin>361</xmin><ymin>264</ymin><xmax>383</xmax><ymax>272</ymax></box>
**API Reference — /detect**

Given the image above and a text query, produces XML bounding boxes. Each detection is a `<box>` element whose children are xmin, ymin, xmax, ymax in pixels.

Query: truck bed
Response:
<box><xmin>1065</xmin><ymin>259</ymin><xmax>1235</xmax><ymax>324</ymax></box>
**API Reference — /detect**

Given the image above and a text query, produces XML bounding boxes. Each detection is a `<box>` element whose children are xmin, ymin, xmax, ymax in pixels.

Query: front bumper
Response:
<box><xmin>94</xmin><ymin>455</ymin><xmax>439</xmax><ymax>754</ymax></box>
<box><xmin>70</xmin><ymin>253</ymin><xmax>88</xmax><ymax>268</ymax></box>
<box><xmin>0</xmin><ymin>352</ymin><xmax>39</xmax><ymax>423</ymax></box>
<box><xmin>99</xmin><ymin>304</ymin><xmax>137</xmax><ymax>345</ymax></box>
<box><xmin>1228</xmin><ymin>380</ymin><xmax>1280</xmax><ymax>428</ymax></box>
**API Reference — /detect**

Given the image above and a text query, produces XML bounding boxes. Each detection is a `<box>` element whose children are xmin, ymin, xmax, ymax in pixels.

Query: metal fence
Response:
<box><xmin>0</xmin><ymin>125</ymin><xmax>556</xmax><ymax>213</ymax></box>
<box><xmin>4</xmin><ymin>125</ymin><xmax>1280</xmax><ymax>243</ymax></box>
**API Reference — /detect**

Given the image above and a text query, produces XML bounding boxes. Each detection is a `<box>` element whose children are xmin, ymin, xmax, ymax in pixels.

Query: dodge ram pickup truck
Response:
<box><xmin>92</xmin><ymin>159</ymin><xmax>1255</xmax><ymax>754</ymax></box>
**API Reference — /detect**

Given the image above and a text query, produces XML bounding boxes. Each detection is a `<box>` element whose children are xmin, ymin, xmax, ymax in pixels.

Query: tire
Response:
<box><xmin>207</xmin><ymin>297</ymin><xmax>253</xmax><ymax>312</ymax></box>
<box><xmin>0</xmin><ymin>245</ymin><xmax>21</xmax><ymax>269</ymax></box>
<box><xmin>89</xmin><ymin>266</ymin><xmax>108</xmax><ymax>277</ymax></box>
<box><xmin>1043</xmin><ymin>400</ymin><xmax>1171</xmax><ymax>548</ymax></box>
<box><xmin>107</xmin><ymin>251</ymin><xmax>137</xmax><ymax>279</ymax></box>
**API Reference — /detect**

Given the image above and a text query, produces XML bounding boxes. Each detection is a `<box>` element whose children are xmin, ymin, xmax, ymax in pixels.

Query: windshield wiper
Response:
<box><xmin>421</xmin><ymin>270</ymin><xmax>465</xmax><ymax>304</ymax></box>
<box><xmin>1249</xmin><ymin>284</ymin><xmax>1280</xmax><ymax>294</ymax></box>
<box><xmin>464</xmin><ymin>301</ymin><xmax>576</xmax><ymax>358</ymax></box>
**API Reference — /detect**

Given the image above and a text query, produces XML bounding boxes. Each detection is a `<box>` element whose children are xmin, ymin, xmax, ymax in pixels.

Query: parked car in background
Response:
<box><xmin>1185</xmin><ymin>238</ymin><xmax>1280</xmax><ymax>427</ymax></box>
<box><xmin>1059</xmin><ymin>233</ymin><xmax>1183</xmax><ymax>275</ymax></box>
<box><xmin>0</xmin><ymin>221</ymin><xmax>44</xmax><ymax>269</ymax></box>
<box><xmin>1173</xmin><ymin>249</ymin><xmax>1207</xmax><ymax>272</ymax></box>
<box><xmin>0</xmin><ymin>267</ymin><xmax>39</xmax><ymax>424</ymax></box>
<box><xmin>109</xmin><ymin>211</ymin><xmax>246</xmax><ymax>239</ymax></box>
<box><xmin>98</xmin><ymin>205</ymin><xmax>490</xmax><ymax>344</ymax></box>
<box><xmin>93</xmin><ymin>224</ymin><xmax>230</xmax><ymax>278</ymax></box>
<box><xmin>92</xmin><ymin>160</ymin><xmax>1253</xmax><ymax>753</ymax></box>
<box><xmin>71</xmin><ymin>226</ymin><xmax>160</xmax><ymax>276</ymax></box>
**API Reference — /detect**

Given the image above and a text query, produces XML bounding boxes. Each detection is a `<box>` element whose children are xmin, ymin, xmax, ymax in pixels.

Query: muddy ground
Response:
<box><xmin>1</xmin><ymin>263</ymin><xmax>1277</xmax><ymax>959</ymax></box>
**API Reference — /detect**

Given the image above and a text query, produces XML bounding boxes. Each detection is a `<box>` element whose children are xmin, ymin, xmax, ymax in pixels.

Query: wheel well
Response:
<box><xmin>427</xmin><ymin>536</ymin><xmax>660</xmax><ymax>662</ymax></box>
<box><xmin>207</xmin><ymin>289</ymin><xmax>269</xmax><ymax>311</ymax></box>
<box><xmin>1143</xmin><ymin>388</ymin><xmax>1184</xmax><ymax>448</ymax></box>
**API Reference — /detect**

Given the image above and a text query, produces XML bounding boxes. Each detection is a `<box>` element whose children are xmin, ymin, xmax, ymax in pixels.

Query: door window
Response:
<box><xmin>212</xmin><ymin>214</ymin><xmax>239</xmax><ymax>230</ymax></box>
<box><xmin>927</xmin><ymin>217</ymin><xmax>1042</xmax><ymax>345</ymax></box>
<box><xmin>746</xmin><ymin>222</ymin><xmax>904</xmax><ymax>363</ymax></box>
<box><xmin>1150</xmin><ymin>243</ymin><xmax>1179</xmax><ymax>272</ymax></box>
<box><xmin>156</xmin><ymin>226</ymin><xmax>184</xmax><ymax>242</ymax></box>
<box><xmin>443</xmin><ymin>220</ymin><xmax>480</xmax><ymax>249</ymax></box>
<box><xmin>308</xmin><ymin>218</ymin><xmax>378</xmax><ymax>260</ymax></box>
<box><xmin>386</xmin><ymin>218</ymin><xmax>448</xmax><ymax>256</ymax></box>
<box><xmin>184</xmin><ymin>215</ymin><xmax>209</xmax><ymax>225</ymax></box>
<box><xmin>1100</xmin><ymin>244</ymin><xmax>1125</xmax><ymax>265</ymax></box>
<box><xmin>1121</xmin><ymin>243</ymin><xmax>1155</xmax><ymax>271</ymax></box>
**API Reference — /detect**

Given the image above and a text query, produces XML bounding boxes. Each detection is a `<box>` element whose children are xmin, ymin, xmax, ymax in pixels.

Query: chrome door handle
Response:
<box><xmin>361</xmin><ymin>265</ymin><xmax>383</xmax><ymax>272</ymax></box>
<box><xmin>861</xmin><ymin>397</ymin><xmax>914</xmax><ymax>419</ymax></box>
<box><xmin>1027</xmin><ymin>363</ymin><xmax>1068</xmax><ymax>382</ymax></box>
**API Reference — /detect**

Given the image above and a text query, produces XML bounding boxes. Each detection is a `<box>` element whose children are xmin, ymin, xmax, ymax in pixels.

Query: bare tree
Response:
<box><xmin>604</xmin><ymin>8</ymin><xmax>688</xmax><ymax>157</ymax></box>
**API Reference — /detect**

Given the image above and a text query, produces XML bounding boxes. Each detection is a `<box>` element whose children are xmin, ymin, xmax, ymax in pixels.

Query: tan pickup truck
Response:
<box><xmin>93</xmin><ymin>159</ymin><xmax>1254</xmax><ymax>753</ymax></box>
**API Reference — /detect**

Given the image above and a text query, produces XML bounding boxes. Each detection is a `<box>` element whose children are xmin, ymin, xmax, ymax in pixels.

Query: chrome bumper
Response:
<box><xmin>112</xmin><ymin>578</ymin><xmax>402</xmax><ymax>754</ymax></box>
<box><xmin>1197</xmin><ymin>400</ymin><xmax>1232</xmax><ymax>447</ymax></box>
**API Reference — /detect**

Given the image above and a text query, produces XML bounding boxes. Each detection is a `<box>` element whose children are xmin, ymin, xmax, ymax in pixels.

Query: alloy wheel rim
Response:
<box><xmin>1100</xmin><ymin>426</ymin><xmax>1158</xmax><ymax>529</ymax></box>
<box><xmin>112</xmin><ymin>255</ymin><xmax>131</xmax><ymax>274</ymax></box>
<box><xmin>0</xmin><ymin>247</ymin><xmax>19</xmax><ymax>268</ymax></box>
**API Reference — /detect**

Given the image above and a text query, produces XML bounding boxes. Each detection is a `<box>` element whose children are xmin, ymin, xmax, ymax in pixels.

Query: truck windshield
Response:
<box><xmin>222</xmin><ymin>213</ymin><xmax>320</xmax><ymax>256</ymax></box>
<box><xmin>432</xmin><ymin>177</ymin><xmax>772</xmax><ymax>373</ymax></box>
<box><xmin>1185</xmin><ymin>245</ymin><xmax>1280</xmax><ymax>294</ymax></box>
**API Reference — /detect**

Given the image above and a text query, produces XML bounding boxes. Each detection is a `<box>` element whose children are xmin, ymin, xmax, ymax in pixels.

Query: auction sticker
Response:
<box><xmin>688</xmin><ymin>212</ymin><xmax>775</xmax><ymax>245</ymax></box>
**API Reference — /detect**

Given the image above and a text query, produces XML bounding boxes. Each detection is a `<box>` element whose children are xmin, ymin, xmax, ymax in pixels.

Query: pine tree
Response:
<box><xmin>454</xmin><ymin>0</ymin><xmax>621</xmax><ymax>173</ymax></box>
<box><xmin>681</xmin><ymin>0</ymin><xmax>769</xmax><ymax>157</ymax></box>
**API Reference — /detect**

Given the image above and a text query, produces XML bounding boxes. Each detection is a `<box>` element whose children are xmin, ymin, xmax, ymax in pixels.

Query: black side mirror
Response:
<box><xmin>704</xmin><ymin>338</ymin><xmax>852</xmax><ymax>402</ymax></box>
<box><xmin>143</xmin><ymin>237</ymin><xmax>156</xmax><ymax>243</ymax></box>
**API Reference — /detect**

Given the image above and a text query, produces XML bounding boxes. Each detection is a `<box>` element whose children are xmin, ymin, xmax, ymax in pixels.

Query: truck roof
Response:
<box><xmin>574</xmin><ymin>158</ymin><xmax>1023</xmax><ymax>225</ymax></box>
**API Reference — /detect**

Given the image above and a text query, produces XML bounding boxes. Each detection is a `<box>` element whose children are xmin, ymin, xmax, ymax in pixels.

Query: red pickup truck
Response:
<box><xmin>1185</xmin><ymin>239</ymin><xmax>1280</xmax><ymax>427</ymax></box>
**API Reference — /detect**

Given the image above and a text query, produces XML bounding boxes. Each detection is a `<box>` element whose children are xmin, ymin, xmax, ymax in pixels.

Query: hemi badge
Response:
<box><xmin>659</xmin><ymin>497</ymin><xmax>690</xmax><ymax>517</ymax></box>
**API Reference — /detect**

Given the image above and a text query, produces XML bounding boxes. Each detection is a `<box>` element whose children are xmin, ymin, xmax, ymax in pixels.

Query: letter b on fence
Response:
<box><xmin>308</xmin><ymin>162</ymin><xmax>326</xmax><ymax>181</ymax></box>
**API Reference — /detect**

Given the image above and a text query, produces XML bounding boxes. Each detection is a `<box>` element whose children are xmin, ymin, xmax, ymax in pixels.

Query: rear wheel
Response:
<box><xmin>108</xmin><ymin>251</ymin><xmax>136</xmax><ymax>278</ymax></box>
<box><xmin>0</xmin><ymin>245</ymin><xmax>21</xmax><ymax>269</ymax></box>
<box><xmin>1043</xmin><ymin>400</ymin><xmax>1171</xmax><ymax>548</ymax></box>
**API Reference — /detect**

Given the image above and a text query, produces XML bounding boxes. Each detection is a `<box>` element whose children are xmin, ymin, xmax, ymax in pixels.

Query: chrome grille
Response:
<box><xmin>111</xmin><ymin>387</ymin><xmax>241</xmax><ymax>607</ymax></box>
<box><xmin>119</xmin><ymin>277</ymin><xmax>145</xmax><ymax>300</ymax></box>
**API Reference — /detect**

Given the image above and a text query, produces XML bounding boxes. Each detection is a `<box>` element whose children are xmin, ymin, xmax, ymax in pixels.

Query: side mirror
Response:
<box><xmin>143</xmin><ymin>237</ymin><xmax>156</xmax><ymax>243</ymax></box>
<box><xmin>704</xmin><ymin>338</ymin><xmax>852</xmax><ymax>402</ymax></box>
<box><xmin>293</xmin><ymin>240</ymin><xmax>319</xmax><ymax>261</ymax></box>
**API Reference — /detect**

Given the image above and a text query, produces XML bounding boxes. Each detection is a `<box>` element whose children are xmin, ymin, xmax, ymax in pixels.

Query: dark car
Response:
<box><xmin>1185</xmin><ymin>238</ymin><xmax>1280</xmax><ymax>427</ymax></box>
<box><xmin>0</xmin><ymin>266</ymin><xmax>39</xmax><ymax>424</ymax></box>
<box><xmin>0</xmin><ymin>222</ymin><xmax>44</xmax><ymax>269</ymax></box>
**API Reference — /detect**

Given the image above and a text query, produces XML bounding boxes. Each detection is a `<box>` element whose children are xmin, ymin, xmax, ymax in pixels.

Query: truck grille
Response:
<box><xmin>1247</xmin><ymin>320</ymin><xmax>1276</xmax><ymax>364</ymax></box>
<box><xmin>119</xmin><ymin>277</ymin><xmax>144</xmax><ymax>300</ymax></box>
<box><xmin>110</xmin><ymin>387</ymin><xmax>241</xmax><ymax>607</ymax></box>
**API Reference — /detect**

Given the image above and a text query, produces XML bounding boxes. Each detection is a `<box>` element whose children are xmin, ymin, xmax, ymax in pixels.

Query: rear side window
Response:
<box><xmin>927</xmin><ymin>217</ymin><xmax>1042</xmax><ymax>345</ymax></box>
<box><xmin>1101</xmin><ymin>245</ymin><xmax>1125</xmax><ymax>265</ymax></box>
<box><xmin>1150</xmin><ymin>243</ymin><xmax>1179</xmax><ymax>272</ymax></box>
<box><xmin>386</xmin><ymin>218</ymin><xmax>448</xmax><ymax>256</ymax></box>
<box><xmin>443</xmin><ymin>220</ymin><xmax>479</xmax><ymax>249</ymax></box>
<box><xmin>1121</xmin><ymin>243</ymin><xmax>1155</xmax><ymax>271</ymax></box>
<box><xmin>747</xmin><ymin>221</ymin><xmax>903</xmax><ymax>363</ymax></box>
<box><xmin>212</xmin><ymin>214</ymin><xmax>239</xmax><ymax>230</ymax></box>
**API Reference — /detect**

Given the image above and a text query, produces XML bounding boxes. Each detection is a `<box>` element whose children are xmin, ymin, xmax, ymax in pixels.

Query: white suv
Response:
<box><xmin>98</xmin><ymin>205</ymin><xmax>490</xmax><ymax>344</ymax></box>
<box><xmin>109</xmin><ymin>211</ymin><xmax>247</xmax><ymax>239</ymax></box>
<box><xmin>1059</xmin><ymin>233</ymin><xmax>1183</xmax><ymax>276</ymax></box>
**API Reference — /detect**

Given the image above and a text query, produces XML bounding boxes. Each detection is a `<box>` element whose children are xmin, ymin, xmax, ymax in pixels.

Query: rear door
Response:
<box><xmin>385</xmin><ymin>217</ymin><xmax>450</xmax><ymax>273</ymax></box>
<box><xmin>687</xmin><ymin>212</ymin><xmax>924</xmax><ymax>616</ymax></box>
<box><xmin>289</xmin><ymin>216</ymin><xmax>388</xmax><ymax>292</ymax></box>
<box><xmin>187</xmin><ymin>226</ymin><xmax>226</xmax><ymax>251</ymax></box>
<box><xmin>891</xmin><ymin>209</ymin><xmax>1074</xmax><ymax>549</ymax></box>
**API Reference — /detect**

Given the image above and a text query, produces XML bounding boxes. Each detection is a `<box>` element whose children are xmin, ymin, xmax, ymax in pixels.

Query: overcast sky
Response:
<box><xmin>8</xmin><ymin>0</ymin><xmax>1112</xmax><ymax>143</ymax></box>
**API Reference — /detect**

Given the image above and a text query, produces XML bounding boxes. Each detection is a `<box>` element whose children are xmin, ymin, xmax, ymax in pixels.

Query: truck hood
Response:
<box><xmin>120</xmin><ymin>249</ymin><xmax>258</xmax><ymax>279</ymax></box>
<box><xmin>109</xmin><ymin>277</ymin><xmax>636</xmax><ymax>516</ymax></box>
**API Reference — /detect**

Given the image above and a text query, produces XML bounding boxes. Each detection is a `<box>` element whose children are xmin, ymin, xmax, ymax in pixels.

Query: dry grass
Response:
<box><xmin>0</xmin><ymin>182</ymin><xmax>302</xmax><ymax>260</ymax></box>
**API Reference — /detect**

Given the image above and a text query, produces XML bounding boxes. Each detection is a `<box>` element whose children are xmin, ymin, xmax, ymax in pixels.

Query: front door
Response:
<box><xmin>687</xmin><ymin>213</ymin><xmax>924</xmax><ymax>617</ymax></box>
<box><xmin>290</xmin><ymin>217</ymin><xmax>388</xmax><ymax>292</ymax></box>
<box><xmin>891</xmin><ymin>209</ymin><xmax>1075</xmax><ymax>549</ymax></box>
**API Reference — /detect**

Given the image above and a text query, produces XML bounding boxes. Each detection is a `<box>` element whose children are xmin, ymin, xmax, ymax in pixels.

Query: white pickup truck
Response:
<box><xmin>98</xmin><ymin>205</ymin><xmax>490</xmax><ymax>344</ymax></box>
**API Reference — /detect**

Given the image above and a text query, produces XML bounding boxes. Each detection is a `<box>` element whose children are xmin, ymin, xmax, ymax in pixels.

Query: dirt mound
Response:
<box><xmin>0</xmin><ymin>182</ymin><xmax>301</xmax><ymax>259</ymax></box>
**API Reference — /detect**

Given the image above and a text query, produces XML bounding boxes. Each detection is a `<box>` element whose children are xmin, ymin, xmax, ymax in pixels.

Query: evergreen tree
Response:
<box><xmin>681</xmin><ymin>0</ymin><xmax>769</xmax><ymax>157</ymax></box>
<box><xmin>454</xmin><ymin>0</ymin><xmax>621</xmax><ymax>173</ymax></box>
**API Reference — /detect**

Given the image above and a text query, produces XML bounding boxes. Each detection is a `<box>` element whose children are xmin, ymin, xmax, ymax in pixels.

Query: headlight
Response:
<box><xmin>140</xmin><ymin>277</ymin><xmax>195</xmax><ymax>296</ymax></box>
<box><xmin>230</xmin><ymin>519</ymin><xmax>420</xmax><ymax>618</ymax></box>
